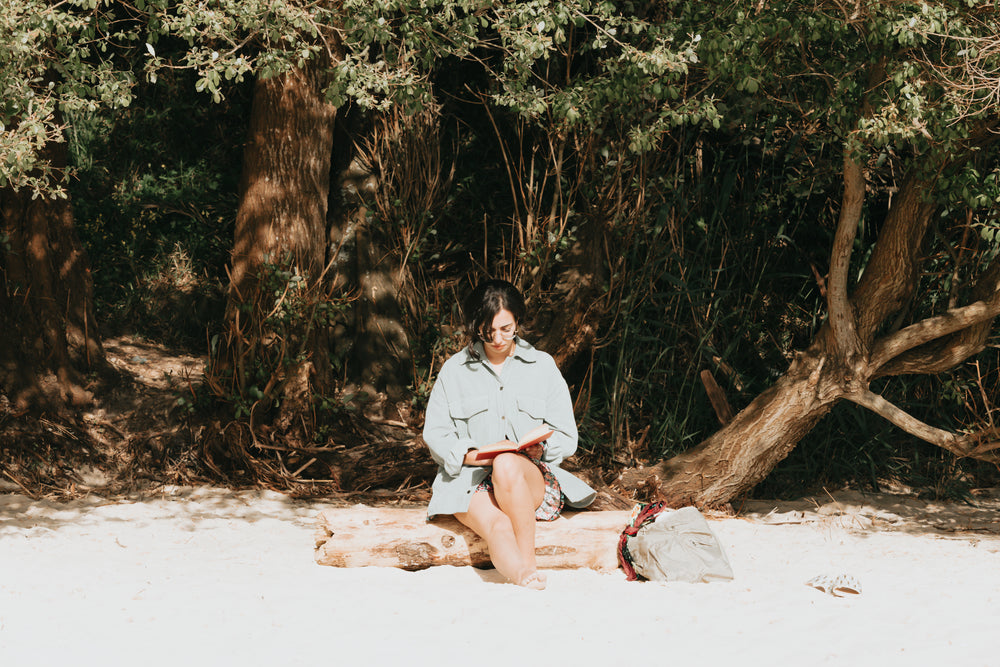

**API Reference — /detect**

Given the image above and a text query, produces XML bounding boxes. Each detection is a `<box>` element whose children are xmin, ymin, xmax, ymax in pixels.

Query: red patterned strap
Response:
<box><xmin>617</xmin><ymin>501</ymin><xmax>669</xmax><ymax>581</ymax></box>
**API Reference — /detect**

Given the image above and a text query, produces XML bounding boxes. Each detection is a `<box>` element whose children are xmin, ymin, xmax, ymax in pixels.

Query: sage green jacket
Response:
<box><xmin>422</xmin><ymin>338</ymin><xmax>596</xmax><ymax>518</ymax></box>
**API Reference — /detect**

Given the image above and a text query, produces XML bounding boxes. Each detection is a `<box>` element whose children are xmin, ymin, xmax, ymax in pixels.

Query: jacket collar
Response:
<box><xmin>465</xmin><ymin>337</ymin><xmax>539</xmax><ymax>365</ymax></box>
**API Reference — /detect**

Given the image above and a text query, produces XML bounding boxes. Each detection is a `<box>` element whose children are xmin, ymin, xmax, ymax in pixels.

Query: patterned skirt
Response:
<box><xmin>476</xmin><ymin>456</ymin><xmax>565</xmax><ymax>521</ymax></box>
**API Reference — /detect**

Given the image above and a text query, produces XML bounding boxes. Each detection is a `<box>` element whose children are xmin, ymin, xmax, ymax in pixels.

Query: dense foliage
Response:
<box><xmin>2</xmin><ymin>0</ymin><xmax>998</xmax><ymax>497</ymax></box>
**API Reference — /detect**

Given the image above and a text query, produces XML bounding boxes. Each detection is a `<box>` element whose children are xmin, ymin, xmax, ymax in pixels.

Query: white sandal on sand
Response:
<box><xmin>831</xmin><ymin>574</ymin><xmax>861</xmax><ymax>596</ymax></box>
<box><xmin>806</xmin><ymin>573</ymin><xmax>861</xmax><ymax>597</ymax></box>
<box><xmin>806</xmin><ymin>574</ymin><xmax>835</xmax><ymax>594</ymax></box>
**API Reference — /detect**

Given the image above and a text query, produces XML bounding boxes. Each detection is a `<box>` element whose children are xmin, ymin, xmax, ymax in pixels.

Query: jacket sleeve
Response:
<box><xmin>539</xmin><ymin>356</ymin><xmax>578</xmax><ymax>466</ymax></box>
<box><xmin>422</xmin><ymin>371</ymin><xmax>477</xmax><ymax>478</ymax></box>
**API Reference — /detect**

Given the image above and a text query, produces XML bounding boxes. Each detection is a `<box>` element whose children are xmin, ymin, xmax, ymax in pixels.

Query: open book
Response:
<box><xmin>473</xmin><ymin>424</ymin><xmax>554</xmax><ymax>461</ymax></box>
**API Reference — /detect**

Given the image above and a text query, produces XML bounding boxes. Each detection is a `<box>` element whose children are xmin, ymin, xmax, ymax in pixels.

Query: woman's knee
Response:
<box><xmin>491</xmin><ymin>452</ymin><xmax>536</xmax><ymax>487</ymax></box>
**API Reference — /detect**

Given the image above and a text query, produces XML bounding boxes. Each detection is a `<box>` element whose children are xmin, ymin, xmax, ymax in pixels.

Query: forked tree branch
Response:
<box><xmin>846</xmin><ymin>389</ymin><xmax>1000</xmax><ymax>463</ymax></box>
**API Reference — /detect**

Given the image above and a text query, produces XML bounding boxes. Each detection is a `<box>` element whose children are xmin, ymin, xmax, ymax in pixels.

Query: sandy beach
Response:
<box><xmin>2</xmin><ymin>485</ymin><xmax>998</xmax><ymax>666</ymax></box>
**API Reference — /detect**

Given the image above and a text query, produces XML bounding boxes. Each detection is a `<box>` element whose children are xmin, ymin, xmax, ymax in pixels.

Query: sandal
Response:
<box><xmin>831</xmin><ymin>574</ymin><xmax>861</xmax><ymax>596</ymax></box>
<box><xmin>806</xmin><ymin>573</ymin><xmax>861</xmax><ymax>597</ymax></box>
<box><xmin>805</xmin><ymin>573</ymin><xmax>835</xmax><ymax>594</ymax></box>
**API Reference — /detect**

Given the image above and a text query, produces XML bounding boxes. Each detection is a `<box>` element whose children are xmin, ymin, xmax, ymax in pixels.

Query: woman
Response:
<box><xmin>422</xmin><ymin>279</ymin><xmax>596</xmax><ymax>589</ymax></box>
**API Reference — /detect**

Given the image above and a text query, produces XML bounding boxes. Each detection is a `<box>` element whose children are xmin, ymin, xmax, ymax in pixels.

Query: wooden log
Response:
<box><xmin>314</xmin><ymin>507</ymin><xmax>632</xmax><ymax>571</ymax></box>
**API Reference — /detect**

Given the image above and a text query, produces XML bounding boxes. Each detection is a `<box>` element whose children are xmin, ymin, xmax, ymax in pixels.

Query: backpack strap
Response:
<box><xmin>617</xmin><ymin>501</ymin><xmax>669</xmax><ymax>581</ymax></box>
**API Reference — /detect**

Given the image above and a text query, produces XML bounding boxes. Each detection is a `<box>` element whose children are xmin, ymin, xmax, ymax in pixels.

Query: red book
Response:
<box><xmin>473</xmin><ymin>425</ymin><xmax>554</xmax><ymax>461</ymax></box>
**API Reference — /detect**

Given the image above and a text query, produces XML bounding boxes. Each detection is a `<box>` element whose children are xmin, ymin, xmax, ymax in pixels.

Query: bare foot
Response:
<box><xmin>519</xmin><ymin>571</ymin><xmax>546</xmax><ymax>590</ymax></box>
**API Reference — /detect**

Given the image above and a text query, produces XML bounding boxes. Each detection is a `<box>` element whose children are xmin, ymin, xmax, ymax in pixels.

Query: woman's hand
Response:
<box><xmin>521</xmin><ymin>443</ymin><xmax>544</xmax><ymax>461</ymax></box>
<box><xmin>462</xmin><ymin>449</ymin><xmax>485</xmax><ymax>466</ymax></box>
<box><xmin>463</xmin><ymin>440</ymin><xmax>518</xmax><ymax>466</ymax></box>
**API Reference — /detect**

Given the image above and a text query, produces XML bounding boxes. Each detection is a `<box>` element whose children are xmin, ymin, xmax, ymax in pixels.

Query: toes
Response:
<box><xmin>519</xmin><ymin>571</ymin><xmax>546</xmax><ymax>590</ymax></box>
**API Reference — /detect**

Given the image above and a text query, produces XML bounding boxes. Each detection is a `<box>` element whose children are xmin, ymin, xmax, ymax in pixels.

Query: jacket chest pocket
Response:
<box><xmin>449</xmin><ymin>395</ymin><xmax>490</xmax><ymax>436</ymax></box>
<box><xmin>516</xmin><ymin>396</ymin><xmax>547</xmax><ymax>426</ymax></box>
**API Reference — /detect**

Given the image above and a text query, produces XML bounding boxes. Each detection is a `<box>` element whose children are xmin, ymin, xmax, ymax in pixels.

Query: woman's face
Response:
<box><xmin>484</xmin><ymin>308</ymin><xmax>517</xmax><ymax>359</ymax></box>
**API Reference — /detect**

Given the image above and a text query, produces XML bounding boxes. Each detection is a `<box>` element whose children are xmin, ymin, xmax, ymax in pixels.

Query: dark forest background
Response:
<box><xmin>2</xmin><ymin>0</ymin><xmax>999</xmax><ymax>504</ymax></box>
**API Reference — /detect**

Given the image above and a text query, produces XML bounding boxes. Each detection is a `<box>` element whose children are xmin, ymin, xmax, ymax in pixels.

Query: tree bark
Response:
<box><xmin>700</xmin><ymin>370</ymin><xmax>735</xmax><ymax>425</ymax></box>
<box><xmin>873</xmin><ymin>258</ymin><xmax>1000</xmax><ymax>377</ymax></box>
<box><xmin>314</xmin><ymin>507</ymin><xmax>631</xmax><ymax>571</ymax></box>
<box><xmin>208</xmin><ymin>53</ymin><xmax>339</xmax><ymax>433</ymax></box>
<box><xmin>0</xmin><ymin>135</ymin><xmax>109</xmax><ymax>410</ymax></box>
<box><xmin>850</xmin><ymin>174</ymin><xmax>938</xmax><ymax>347</ymax></box>
<box><xmin>618</xmin><ymin>349</ymin><xmax>841</xmax><ymax>507</ymax></box>
<box><xmin>326</xmin><ymin>110</ymin><xmax>415</xmax><ymax>404</ymax></box>
<box><xmin>228</xmin><ymin>61</ymin><xmax>336</xmax><ymax>318</ymax></box>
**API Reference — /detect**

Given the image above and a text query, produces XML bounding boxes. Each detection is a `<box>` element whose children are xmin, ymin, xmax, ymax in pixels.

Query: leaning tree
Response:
<box><xmin>620</xmin><ymin>0</ymin><xmax>1000</xmax><ymax>506</ymax></box>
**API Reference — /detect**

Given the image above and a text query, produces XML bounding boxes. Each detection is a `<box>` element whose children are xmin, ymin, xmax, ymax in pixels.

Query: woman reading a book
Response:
<box><xmin>423</xmin><ymin>279</ymin><xmax>596</xmax><ymax>589</ymax></box>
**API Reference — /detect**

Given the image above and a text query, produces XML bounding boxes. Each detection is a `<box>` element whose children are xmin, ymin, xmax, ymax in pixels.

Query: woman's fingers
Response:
<box><xmin>521</xmin><ymin>444</ymin><xmax>543</xmax><ymax>460</ymax></box>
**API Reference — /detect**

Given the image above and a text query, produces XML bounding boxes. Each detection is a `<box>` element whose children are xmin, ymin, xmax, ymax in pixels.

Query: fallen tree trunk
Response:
<box><xmin>618</xmin><ymin>348</ymin><xmax>840</xmax><ymax>508</ymax></box>
<box><xmin>314</xmin><ymin>507</ymin><xmax>632</xmax><ymax>571</ymax></box>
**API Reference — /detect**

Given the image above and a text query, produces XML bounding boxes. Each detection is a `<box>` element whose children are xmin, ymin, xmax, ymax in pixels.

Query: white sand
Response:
<box><xmin>2</xmin><ymin>486</ymin><xmax>998</xmax><ymax>667</ymax></box>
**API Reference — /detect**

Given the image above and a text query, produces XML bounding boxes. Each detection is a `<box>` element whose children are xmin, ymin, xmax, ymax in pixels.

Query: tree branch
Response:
<box><xmin>846</xmin><ymin>389</ymin><xmax>960</xmax><ymax>451</ymax></box>
<box><xmin>827</xmin><ymin>152</ymin><xmax>864</xmax><ymax>356</ymax></box>
<box><xmin>871</xmin><ymin>297</ymin><xmax>1000</xmax><ymax>371</ymax></box>
<box><xmin>849</xmin><ymin>173</ymin><xmax>938</xmax><ymax>347</ymax></box>
<box><xmin>871</xmin><ymin>256</ymin><xmax>1000</xmax><ymax>376</ymax></box>
<box><xmin>876</xmin><ymin>337</ymin><xmax>998</xmax><ymax>378</ymax></box>
<box><xmin>846</xmin><ymin>389</ymin><xmax>1000</xmax><ymax>463</ymax></box>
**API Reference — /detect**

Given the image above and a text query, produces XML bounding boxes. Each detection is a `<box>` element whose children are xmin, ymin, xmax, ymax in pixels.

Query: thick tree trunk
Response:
<box><xmin>208</xmin><ymin>55</ymin><xmax>339</xmax><ymax>435</ymax></box>
<box><xmin>228</xmin><ymin>64</ymin><xmax>335</xmax><ymax>304</ymax></box>
<box><xmin>328</xmin><ymin>201</ymin><xmax>413</xmax><ymax>401</ymax></box>
<box><xmin>850</xmin><ymin>177</ymin><xmax>938</xmax><ymax>347</ymax></box>
<box><xmin>327</xmin><ymin>111</ymin><xmax>414</xmax><ymax>403</ymax></box>
<box><xmin>618</xmin><ymin>348</ymin><xmax>841</xmax><ymax>507</ymax></box>
<box><xmin>0</xmin><ymin>138</ymin><xmax>108</xmax><ymax>410</ymax></box>
<box><xmin>314</xmin><ymin>507</ymin><xmax>630</xmax><ymax>571</ymax></box>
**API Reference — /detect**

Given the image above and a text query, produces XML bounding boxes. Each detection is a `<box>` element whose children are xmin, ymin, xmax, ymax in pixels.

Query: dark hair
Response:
<box><xmin>462</xmin><ymin>279</ymin><xmax>526</xmax><ymax>355</ymax></box>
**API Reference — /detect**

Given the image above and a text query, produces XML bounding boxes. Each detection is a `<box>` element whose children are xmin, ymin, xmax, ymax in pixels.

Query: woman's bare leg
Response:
<box><xmin>454</xmin><ymin>489</ymin><xmax>534</xmax><ymax>585</ymax></box>
<box><xmin>489</xmin><ymin>453</ymin><xmax>545</xmax><ymax>579</ymax></box>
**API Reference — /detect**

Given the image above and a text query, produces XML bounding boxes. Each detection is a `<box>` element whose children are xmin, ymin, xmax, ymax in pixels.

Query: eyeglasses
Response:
<box><xmin>483</xmin><ymin>325</ymin><xmax>517</xmax><ymax>341</ymax></box>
